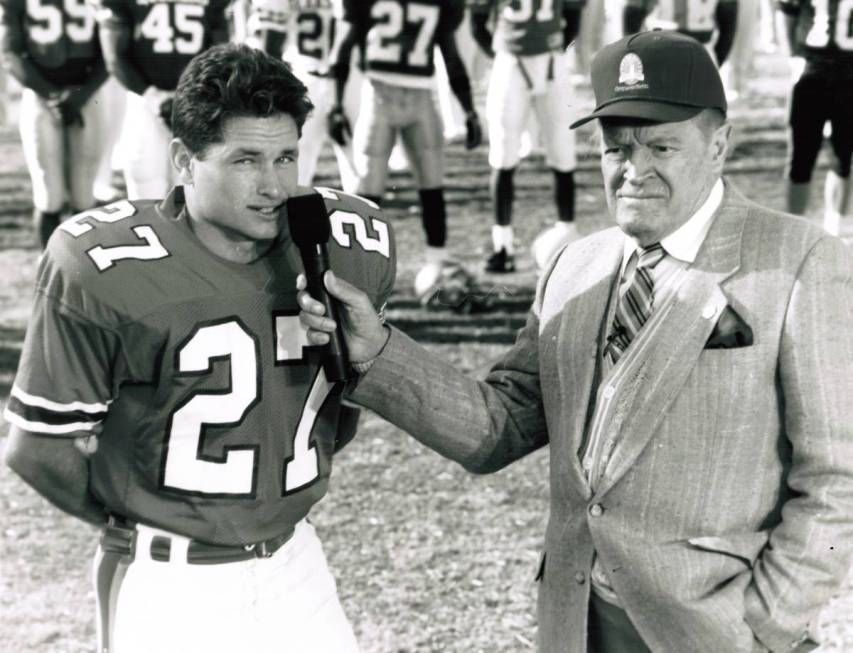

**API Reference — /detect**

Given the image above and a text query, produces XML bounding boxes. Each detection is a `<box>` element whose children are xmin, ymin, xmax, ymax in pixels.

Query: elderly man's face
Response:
<box><xmin>599</xmin><ymin>113</ymin><xmax>730</xmax><ymax>246</ymax></box>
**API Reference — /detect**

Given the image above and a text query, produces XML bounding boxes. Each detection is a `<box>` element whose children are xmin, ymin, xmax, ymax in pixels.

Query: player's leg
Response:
<box><xmin>572</xmin><ymin>0</ymin><xmax>605</xmax><ymax>81</ymax></box>
<box><xmin>110</xmin><ymin>526</ymin><xmax>256</xmax><ymax>653</ymax></box>
<box><xmin>784</xmin><ymin>68</ymin><xmax>825</xmax><ymax>218</ymax></box>
<box><xmin>721</xmin><ymin>0</ymin><xmax>758</xmax><ymax>100</ymax></box>
<box><xmin>823</xmin><ymin>98</ymin><xmax>853</xmax><ymax>235</ymax></box>
<box><xmin>296</xmin><ymin>72</ymin><xmax>337</xmax><ymax>187</ymax></box>
<box><xmin>331</xmin><ymin>66</ymin><xmax>364</xmax><ymax>193</ymax></box>
<box><xmin>122</xmin><ymin>91</ymin><xmax>174</xmax><ymax>200</ymax></box>
<box><xmin>108</xmin><ymin>521</ymin><xmax>358</xmax><ymax>653</ymax></box>
<box><xmin>352</xmin><ymin>80</ymin><xmax>395</xmax><ymax>205</ymax></box>
<box><xmin>93</xmin><ymin>77</ymin><xmax>127</xmax><ymax>203</ymax></box>
<box><xmin>254</xmin><ymin>520</ymin><xmax>359</xmax><ymax>652</ymax></box>
<box><xmin>399</xmin><ymin>88</ymin><xmax>447</xmax><ymax>250</ymax></box>
<box><xmin>18</xmin><ymin>88</ymin><xmax>66</xmax><ymax>248</ymax></box>
<box><xmin>484</xmin><ymin>52</ymin><xmax>530</xmax><ymax>273</ymax></box>
<box><xmin>67</xmin><ymin>82</ymin><xmax>111</xmax><ymax>213</ymax></box>
<box><xmin>531</xmin><ymin>52</ymin><xmax>581</xmax><ymax>272</ymax></box>
<box><xmin>401</xmin><ymin>88</ymin><xmax>482</xmax><ymax>311</ymax></box>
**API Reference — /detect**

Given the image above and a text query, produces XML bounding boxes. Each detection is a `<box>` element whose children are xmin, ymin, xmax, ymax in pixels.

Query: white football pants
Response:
<box><xmin>95</xmin><ymin>519</ymin><xmax>360</xmax><ymax>653</ymax></box>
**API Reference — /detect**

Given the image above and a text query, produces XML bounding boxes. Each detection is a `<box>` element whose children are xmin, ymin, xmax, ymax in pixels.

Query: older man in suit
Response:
<box><xmin>298</xmin><ymin>30</ymin><xmax>853</xmax><ymax>653</ymax></box>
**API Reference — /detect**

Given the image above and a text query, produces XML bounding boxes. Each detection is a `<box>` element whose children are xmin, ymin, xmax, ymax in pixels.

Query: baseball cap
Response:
<box><xmin>570</xmin><ymin>30</ymin><xmax>727</xmax><ymax>129</ymax></box>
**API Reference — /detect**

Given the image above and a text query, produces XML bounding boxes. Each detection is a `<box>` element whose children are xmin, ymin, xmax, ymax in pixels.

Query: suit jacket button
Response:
<box><xmin>602</xmin><ymin>385</ymin><xmax>615</xmax><ymax>399</ymax></box>
<box><xmin>589</xmin><ymin>503</ymin><xmax>604</xmax><ymax>517</ymax></box>
<box><xmin>702</xmin><ymin>303</ymin><xmax>718</xmax><ymax>320</ymax></box>
<box><xmin>574</xmin><ymin>571</ymin><xmax>586</xmax><ymax>584</ymax></box>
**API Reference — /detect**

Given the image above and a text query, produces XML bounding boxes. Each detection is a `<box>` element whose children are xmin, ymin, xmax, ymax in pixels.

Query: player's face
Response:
<box><xmin>599</xmin><ymin>115</ymin><xmax>729</xmax><ymax>246</ymax></box>
<box><xmin>179</xmin><ymin>113</ymin><xmax>300</xmax><ymax>263</ymax></box>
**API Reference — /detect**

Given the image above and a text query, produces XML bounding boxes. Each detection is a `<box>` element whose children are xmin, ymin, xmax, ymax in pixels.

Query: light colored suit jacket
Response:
<box><xmin>348</xmin><ymin>182</ymin><xmax>853</xmax><ymax>652</ymax></box>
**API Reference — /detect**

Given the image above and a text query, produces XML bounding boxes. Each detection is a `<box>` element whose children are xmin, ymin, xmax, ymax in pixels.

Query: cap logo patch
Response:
<box><xmin>618</xmin><ymin>53</ymin><xmax>644</xmax><ymax>86</ymax></box>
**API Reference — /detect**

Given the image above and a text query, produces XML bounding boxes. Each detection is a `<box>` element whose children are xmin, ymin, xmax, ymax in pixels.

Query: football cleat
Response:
<box><xmin>532</xmin><ymin>222</ymin><xmax>580</xmax><ymax>273</ymax></box>
<box><xmin>484</xmin><ymin>248</ymin><xmax>516</xmax><ymax>273</ymax></box>
<box><xmin>414</xmin><ymin>261</ymin><xmax>494</xmax><ymax>313</ymax></box>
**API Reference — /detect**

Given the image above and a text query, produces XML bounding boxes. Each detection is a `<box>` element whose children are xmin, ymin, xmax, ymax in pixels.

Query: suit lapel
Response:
<box><xmin>594</xmin><ymin>193</ymin><xmax>747</xmax><ymax>497</ymax></box>
<box><xmin>551</xmin><ymin>230</ymin><xmax>624</xmax><ymax>492</ymax></box>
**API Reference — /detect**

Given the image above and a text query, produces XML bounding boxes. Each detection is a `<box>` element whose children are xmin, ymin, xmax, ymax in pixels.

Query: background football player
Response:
<box><xmin>0</xmin><ymin>0</ymin><xmax>110</xmax><ymax>248</ymax></box>
<box><xmin>329</xmin><ymin>0</ymin><xmax>485</xmax><ymax>309</ymax></box>
<box><xmin>94</xmin><ymin>0</ymin><xmax>230</xmax><ymax>200</ymax></box>
<box><xmin>622</xmin><ymin>0</ymin><xmax>739</xmax><ymax>66</ymax></box>
<box><xmin>247</xmin><ymin>0</ymin><xmax>361</xmax><ymax>191</ymax></box>
<box><xmin>778</xmin><ymin>0</ymin><xmax>853</xmax><ymax>236</ymax></box>
<box><xmin>4</xmin><ymin>43</ymin><xmax>395</xmax><ymax>653</ymax></box>
<box><xmin>471</xmin><ymin>0</ymin><xmax>585</xmax><ymax>274</ymax></box>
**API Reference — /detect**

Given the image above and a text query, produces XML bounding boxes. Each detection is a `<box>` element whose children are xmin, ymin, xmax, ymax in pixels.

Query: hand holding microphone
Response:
<box><xmin>288</xmin><ymin>194</ymin><xmax>389</xmax><ymax>375</ymax></box>
<box><xmin>287</xmin><ymin>192</ymin><xmax>351</xmax><ymax>381</ymax></box>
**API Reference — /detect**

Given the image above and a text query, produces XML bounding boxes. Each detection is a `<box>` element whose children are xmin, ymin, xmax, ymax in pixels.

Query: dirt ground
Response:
<box><xmin>1</xmin><ymin>46</ymin><xmax>852</xmax><ymax>652</ymax></box>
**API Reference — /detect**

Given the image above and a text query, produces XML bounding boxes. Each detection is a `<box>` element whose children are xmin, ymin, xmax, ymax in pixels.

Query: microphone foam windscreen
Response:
<box><xmin>286</xmin><ymin>192</ymin><xmax>331</xmax><ymax>247</ymax></box>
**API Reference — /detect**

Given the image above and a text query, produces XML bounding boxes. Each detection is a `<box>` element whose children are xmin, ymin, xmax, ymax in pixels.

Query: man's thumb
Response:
<box><xmin>324</xmin><ymin>270</ymin><xmax>360</xmax><ymax>306</ymax></box>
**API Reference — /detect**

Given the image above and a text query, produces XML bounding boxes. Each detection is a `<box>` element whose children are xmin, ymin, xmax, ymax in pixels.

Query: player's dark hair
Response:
<box><xmin>172</xmin><ymin>43</ymin><xmax>313</xmax><ymax>156</ymax></box>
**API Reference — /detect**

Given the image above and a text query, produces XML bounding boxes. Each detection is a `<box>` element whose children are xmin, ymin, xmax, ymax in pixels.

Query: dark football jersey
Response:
<box><xmin>0</xmin><ymin>0</ymin><xmax>101</xmax><ymax>85</ymax></box>
<box><xmin>4</xmin><ymin>187</ymin><xmax>395</xmax><ymax>546</ymax></box>
<box><xmin>469</xmin><ymin>0</ymin><xmax>585</xmax><ymax>55</ymax></box>
<box><xmin>250</xmin><ymin>0</ymin><xmax>336</xmax><ymax>74</ymax></box>
<box><xmin>94</xmin><ymin>0</ymin><xmax>230</xmax><ymax>90</ymax></box>
<box><xmin>624</xmin><ymin>0</ymin><xmax>736</xmax><ymax>44</ymax></box>
<box><xmin>779</xmin><ymin>0</ymin><xmax>853</xmax><ymax>63</ymax></box>
<box><xmin>337</xmin><ymin>0</ymin><xmax>464</xmax><ymax>85</ymax></box>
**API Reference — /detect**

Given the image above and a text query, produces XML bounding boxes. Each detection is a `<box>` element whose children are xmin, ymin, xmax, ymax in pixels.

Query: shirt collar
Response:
<box><xmin>622</xmin><ymin>178</ymin><xmax>724</xmax><ymax>268</ymax></box>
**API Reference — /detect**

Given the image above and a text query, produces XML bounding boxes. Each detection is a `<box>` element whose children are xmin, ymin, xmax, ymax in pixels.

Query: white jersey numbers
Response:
<box><xmin>806</xmin><ymin>0</ymin><xmax>853</xmax><ymax>50</ymax></box>
<box><xmin>502</xmin><ymin>0</ymin><xmax>555</xmax><ymax>23</ymax></box>
<box><xmin>365</xmin><ymin>0</ymin><xmax>440</xmax><ymax>68</ymax></box>
<box><xmin>59</xmin><ymin>200</ymin><xmax>171</xmax><ymax>271</ymax></box>
<box><xmin>26</xmin><ymin>0</ymin><xmax>95</xmax><ymax>45</ymax></box>
<box><xmin>163</xmin><ymin>320</ymin><xmax>261</xmax><ymax>495</ymax></box>
<box><xmin>140</xmin><ymin>2</ymin><xmax>206</xmax><ymax>54</ymax></box>
<box><xmin>87</xmin><ymin>225</ymin><xmax>171</xmax><ymax>271</ymax></box>
<box><xmin>161</xmin><ymin>315</ymin><xmax>332</xmax><ymax>497</ymax></box>
<box><xmin>315</xmin><ymin>187</ymin><xmax>392</xmax><ymax>258</ymax></box>
<box><xmin>60</xmin><ymin>199</ymin><xmax>137</xmax><ymax>236</ymax></box>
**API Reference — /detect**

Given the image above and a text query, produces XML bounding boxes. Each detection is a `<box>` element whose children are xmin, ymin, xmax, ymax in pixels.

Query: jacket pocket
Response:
<box><xmin>687</xmin><ymin>530</ymin><xmax>770</xmax><ymax>568</ymax></box>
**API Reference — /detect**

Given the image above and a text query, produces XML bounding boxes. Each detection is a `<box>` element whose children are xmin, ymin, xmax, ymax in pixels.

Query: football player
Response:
<box><xmin>94</xmin><ymin>0</ymin><xmax>230</xmax><ymax>200</ymax></box>
<box><xmin>328</xmin><ymin>0</ymin><xmax>486</xmax><ymax>309</ymax></box>
<box><xmin>0</xmin><ymin>0</ymin><xmax>110</xmax><ymax>248</ymax></box>
<box><xmin>247</xmin><ymin>0</ymin><xmax>361</xmax><ymax>191</ymax></box>
<box><xmin>622</xmin><ymin>0</ymin><xmax>739</xmax><ymax>66</ymax></box>
<box><xmin>471</xmin><ymin>0</ymin><xmax>585</xmax><ymax>274</ymax></box>
<box><xmin>3</xmin><ymin>43</ymin><xmax>395</xmax><ymax>653</ymax></box>
<box><xmin>778</xmin><ymin>0</ymin><xmax>853</xmax><ymax>236</ymax></box>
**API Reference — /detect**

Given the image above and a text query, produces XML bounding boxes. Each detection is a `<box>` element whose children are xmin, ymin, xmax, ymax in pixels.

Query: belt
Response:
<box><xmin>100</xmin><ymin>516</ymin><xmax>295</xmax><ymax>565</ymax></box>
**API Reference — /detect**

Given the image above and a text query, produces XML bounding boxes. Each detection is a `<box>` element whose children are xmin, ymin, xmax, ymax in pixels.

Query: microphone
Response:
<box><xmin>286</xmin><ymin>192</ymin><xmax>350</xmax><ymax>382</ymax></box>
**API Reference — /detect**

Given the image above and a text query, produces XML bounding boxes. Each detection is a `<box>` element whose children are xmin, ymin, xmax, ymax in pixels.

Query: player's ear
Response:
<box><xmin>170</xmin><ymin>138</ymin><xmax>194</xmax><ymax>185</ymax></box>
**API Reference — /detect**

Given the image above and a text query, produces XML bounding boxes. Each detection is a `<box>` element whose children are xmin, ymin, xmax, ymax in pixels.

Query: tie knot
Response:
<box><xmin>637</xmin><ymin>243</ymin><xmax>664</xmax><ymax>269</ymax></box>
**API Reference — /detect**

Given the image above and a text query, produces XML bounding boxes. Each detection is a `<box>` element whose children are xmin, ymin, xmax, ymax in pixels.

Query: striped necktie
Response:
<box><xmin>607</xmin><ymin>243</ymin><xmax>666</xmax><ymax>362</ymax></box>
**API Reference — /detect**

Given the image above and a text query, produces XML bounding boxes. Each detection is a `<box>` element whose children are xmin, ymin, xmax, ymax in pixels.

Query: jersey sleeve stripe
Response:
<box><xmin>3</xmin><ymin>404</ymin><xmax>104</xmax><ymax>435</ymax></box>
<box><xmin>11</xmin><ymin>384</ymin><xmax>110</xmax><ymax>413</ymax></box>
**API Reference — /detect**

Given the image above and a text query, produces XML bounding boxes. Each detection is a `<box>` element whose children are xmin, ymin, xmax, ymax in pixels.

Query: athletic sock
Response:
<box><xmin>553</xmin><ymin>169</ymin><xmax>576</xmax><ymax>223</ymax></box>
<box><xmin>34</xmin><ymin>209</ymin><xmax>62</xmax><ymax>249</ymax></box>
<box><xmin>490</xmin><ymin>167</ymin><xmax>515</xmax><ymax>227</ymax></box>
<box><xmin>418</xmin><ymin>188</ymin><xmax>447</xmax><ymax>248</ymax></box>
<box><xmin>424</xmin><ymin>246</ymin><xmax>447</xmax><ymax>266</ymax></box>
<box><xmin>491</xmin><ymin>225</ymin><xmax>514</xmax><ymax>255</ymax></box>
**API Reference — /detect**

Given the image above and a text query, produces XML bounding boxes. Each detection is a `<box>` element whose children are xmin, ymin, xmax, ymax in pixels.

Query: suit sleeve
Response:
<box><xmin>347</xmin><ymin>289</ymin><xmax>548</xmax><ymax>474</ymax></box>
<box><xmin>744</xmin><ymin>236</ymin><xmax>853</xmax><ymax>651</ymax></box>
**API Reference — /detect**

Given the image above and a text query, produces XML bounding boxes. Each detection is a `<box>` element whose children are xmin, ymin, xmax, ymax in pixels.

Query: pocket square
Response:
<box><xmin>705</xmin><ymin>305</ymin><xmax>753</xmax><ymax>349</ymax></box>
